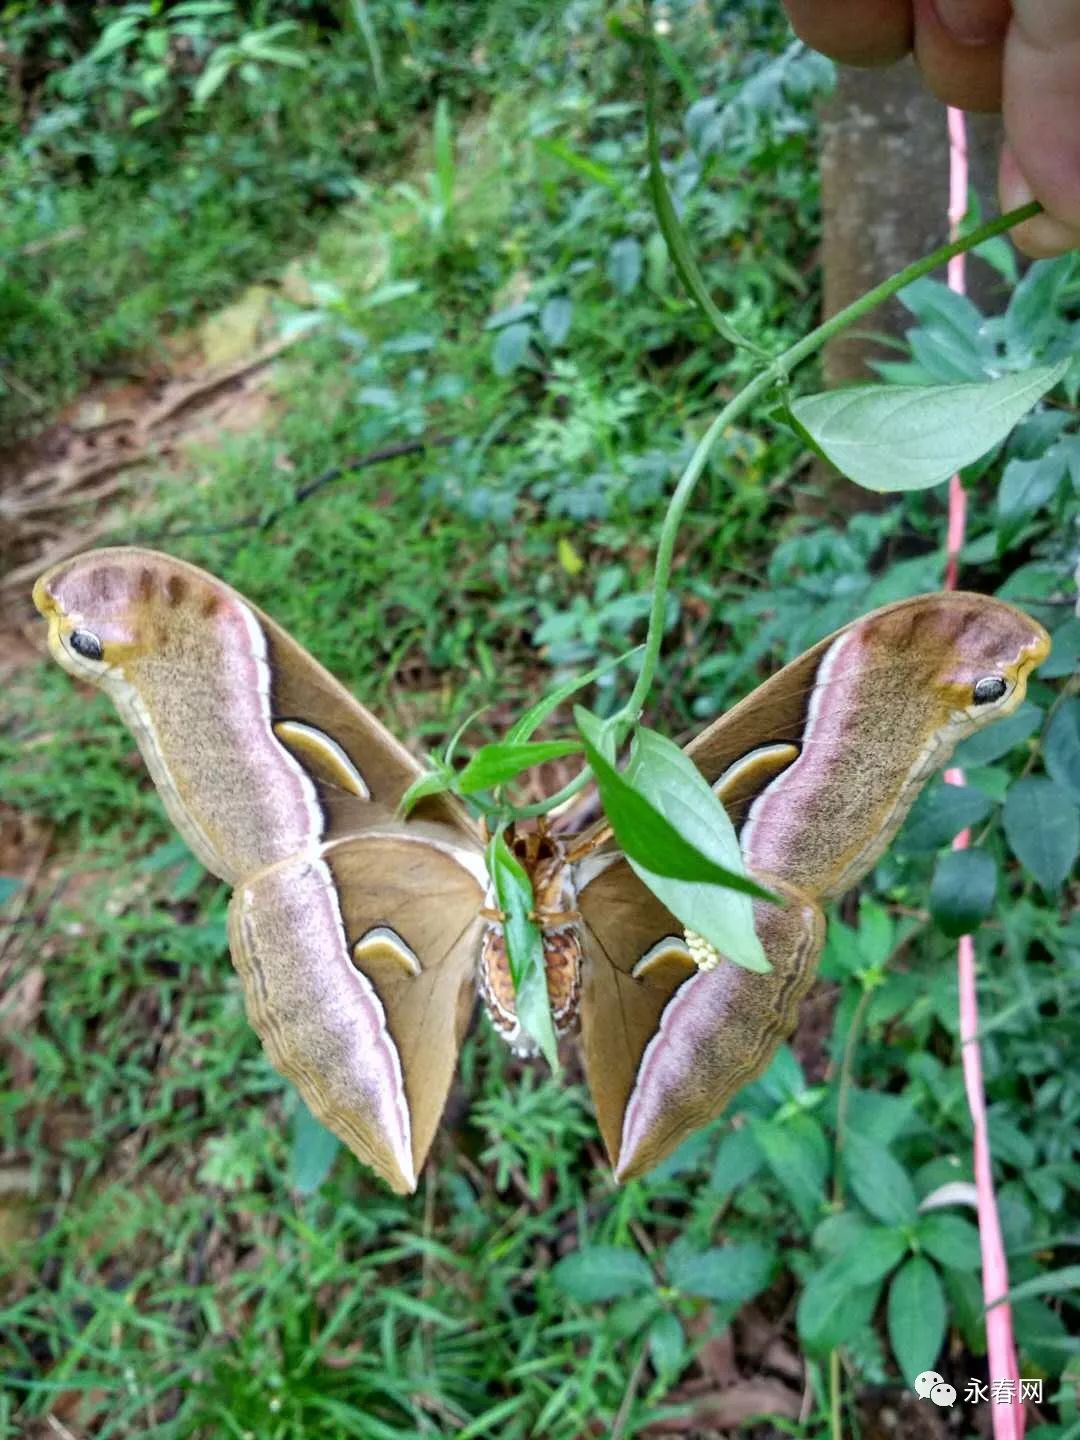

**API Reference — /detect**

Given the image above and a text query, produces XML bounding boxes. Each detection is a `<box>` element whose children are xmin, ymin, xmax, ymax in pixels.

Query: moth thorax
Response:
<box><xmin>479</xmin><ymin>924</ymin><xmax>583</xmax><ymax>1057</ymax></box>
<box><xmin>479</xmin><ymin>834</ymin><xmax>581</xmax><ymax>1057</ymax></box>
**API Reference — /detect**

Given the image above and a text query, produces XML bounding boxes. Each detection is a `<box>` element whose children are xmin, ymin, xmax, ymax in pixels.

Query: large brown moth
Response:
<box><xmin>33</xmin><ymin>548</ymin><xmax>1050</xmax><ymax>1193</ymax></box>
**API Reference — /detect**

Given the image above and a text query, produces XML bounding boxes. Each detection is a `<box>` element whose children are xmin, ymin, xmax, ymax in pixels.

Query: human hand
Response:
<box><xmin>781</xmin><ymin>0</ymin><xmax>1080</xmax><ymax>257</ymax></box>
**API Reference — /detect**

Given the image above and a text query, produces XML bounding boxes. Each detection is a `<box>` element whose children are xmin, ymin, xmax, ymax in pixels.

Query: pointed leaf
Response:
<box><xmin>843</xmin><ymin>1135</ymin><xmax>919</xmax><ymax>1225</ymax></box>
<box><xmin>929</xmin><ymin>848</ymin><xmax>998</xmax><ymax>937</ymax></box>
<box><xmin>492</xmin><ymin>322</ymin><xmax>533</xmax><ymax>377</ymax></box>
<box><xmin>507</xmin><ymin>647</ymin><xmax>641</xmax><ymax>744</ymax></box>
<box><xmin>668</xmin><ymin>1242</ymin><xmax>776</xmax><ymax>1304</ymax></box>
<box><xmin>647</xmin><ymin>1311</ymin><xmax>687</xmax><ymax>1380</ymax></box>
<box><xmin>798</xmin><ymin>1270</ymin><xmax>882</xmax><ymax>1351</ymax></box>
<box><xmin>456</xmin><ymin>740</ymin><xmax>582</xmax><ymax>794</ymax></box>
<box><xmin>398</xmin><ymin>762</ymin><xmax>456</xmax><ymax>815</ymax></box>
<box><xmin>916</xmin><ymin>1213</ymin><xmax>982</xmax><ymax>1271</ymax></box>
<box><xmin>607</xmin><ymin>237</ymin><xmax>642</xmax><ymax>296</ymax></box>
<box><xmin>888</xmin><ymin>1257</ymin><xmax>946</xmax><ymax>1383</ymax></box>
<box><xmin>791</xmin><ymin>361</ymin><xmax>1068</xmax><ymax>492</ymax></box>
<box><xmin>1044</xmin><ymin>698</ymin><xmax>1080</xmax><ymax>803</ymax></box>
<box><xmin>751</xmin><ymin>1113</ymin><xmax>828</xmax><ymax>1229</ymax></box>
<box><xmin>552</xmin><ymin>1246</ymin><xmax>655</xmax><ymax>1302</ymax></box>
<box><xmin>290</xmin><ymin>1098</ymin><xmax>341</xmax><ymax>1195</ymax></box>
<box><xmin>1003</xmin><ymin>777</ymin><xmax>1079</xmax><ymax>891</ymax></box>
<box><xmin>899</xmin><ymin>783</ymin><xmax>994</xmax><ymax>852</ymax></box>
<box><xmin>487</xmin><ymin>833</ymin><xmax>559</xmax><ymax>1069</ymax></box>
<box><xmin>575</xmin><ymin>711</ymin><xmax>773</xmax><ymax>972</ymax></box>
<box><xmin>540</xmin><ymin>297</ymin><xmax>573</xmax><ymax>347</ymax></box>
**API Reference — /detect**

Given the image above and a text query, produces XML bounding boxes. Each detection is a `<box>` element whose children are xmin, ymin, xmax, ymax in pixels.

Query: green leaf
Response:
<box><xmin>1044</xmin><ymin>699</ymin><xmax>1080</xmax><ymax>803</ymax></box>
<box><xmin>929</xmin><ymin>849</ymin><xmax>998</xmax><ymax>937</ymax></box>
<box><xmin>552</xmin><ymin>1246</ymin><xmax>655</xmax><ymax>1302</ymax></box>
<box><xmin>751</xmin><ymin>1113</ymin><xmax>828</xmax><ymax>1229</ymax></box>
<box><xmin>916</xmin><ymin>1212</ymin><xmax>982</xmax><ymax>1271</ymax></box>
<box><xmin>575</xmin><ymin>711</ymin><xmax>774</xmax><ymax>971</ymax></box>
<box><xmin>668</xmin><ymin>1242</ymin><xmax>775</xmax><ymax>1304</ymax></box>
<box><xmin>455</xmin><ymin>740</ymin><xmax>582</xmax><ymax>795</ymax></box>
<box><xmin>86</xmin><ymin>15</ymin><xmax>141</xmax><ymax>63</ymax></box>
<box><xmin>843</xmin><ymin>1135</ymin><xmax>919</xmax><ymax>1225</ymax></box>
<box><xmin>645</xmin><ymin>75</ymin><xmax>756</xmax><ymax>354</ymax></box>
<box><xmin>492</xmin><ymin>322</ymin><xmax>533</xmax><ymax>377</ymax></box>
<box><xmin>818</xmin><ymin>1225</ymin><xmax>908</xmax><ymax>1288</ymax></box>
<box><xmin>798</xmin><ymin>1270</ymin><xmax>881</xmax><ymax>1351</ymax></box>
<box><xmin>709</xmin><ymin>1126</ymin><xmax>763</xmax><ymax>1194</ymax></box>
<box><xmin>607</xmin><ymin>237</ymin><xmax>642</xmax><ymax>296</ymax></box>
<box><xmin>539</xmin><ymin>296</ymin><xmax>573</xmax><ymax>347</ymax></box>
<box><xmin>1040</xmin><ymin>617</ymin><xmax>1080</xmax><ymax>679</ymax></box>
<box><xmin>343</xmin><ymin>0</ymin><xmax>384</xmax><ymax>94</ymax></box>
<box><xmin>1003</xmin><ymin>777</ymin><xmax>1080</xmax><ymax>891</ymax></box>
<box><xmin>790</xmin><ymin>361</ymin><xmax>1069</xmax><ymax>492</ymax></box>
<box><xmin>486</xmin><ymin>833</ymin><xmax>559</xmax><ymax>1070</ymax></box>
<box><xmin>953</xmin><ymin>701</ymin><xmax>1043</xmax><ymax>767</ymax></box>
<box><xmin>398</xmin><ymin>763</ymin><xmax>456</xmax><ymax>815</ymax></box>
<box><xmin>506</xmin><ymin>648</ymin><xmax>641</xmax><ymax>744</ymax></box>
<box><xmin>647</xmin><ymin>1311</ymin><xmax>686</xmax><ymax>1380</ymax></box>
<box><xmin>535</xmin><ymin>137</ymin><xmax>622</xmax><ymax>191</ymax></box>
<box><xmin>433</xmin><ymin>96</ymin><xmax>455</xmax><ymax>215</ymax></box>
<box><xmin>289</xmin><ymin>1098</ymin><xmax>341</xmax><ymax>1195</ymax></box>
<box><xmin>887</xmin><ymin>1257</ymin><xmax>946</xmax><ymax>1383</ymax></box>
<box><xmin>898</xmin><ymin>783</ymin><xmax>994</xmax><ymax>852</ymax></box>
<box><xmin>193</xmin><ymin>54</ymin><xmax>236</xmax><ymax>105</ymax></box>
<box><xmin>1002</xmin><ymin>1265</ymin><xmax>1080</xmax><ymax>1307</ymax></box>
<box><xmin>997</xmin><ymin>450</ymin><xmax>1067</xmax><ymax>543</ymax></box>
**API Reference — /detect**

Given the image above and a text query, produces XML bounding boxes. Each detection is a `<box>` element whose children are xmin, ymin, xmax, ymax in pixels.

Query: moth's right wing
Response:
<box><xmin>575</xmin><ymin>855</ymin><xmax>823</xmax><ymax>1183</ymax></box>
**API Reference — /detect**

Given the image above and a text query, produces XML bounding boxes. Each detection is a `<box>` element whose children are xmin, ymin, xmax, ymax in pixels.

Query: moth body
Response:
<box><xmin>479</xmin><ymin>828</ymin><xmax>583</xmax><ymax>1054</ymax></box>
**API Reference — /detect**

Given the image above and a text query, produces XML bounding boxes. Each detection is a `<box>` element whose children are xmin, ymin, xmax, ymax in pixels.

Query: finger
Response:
<box><xmin>782</xmin><ymin>0</ymin><xmax>914</xmax><ymax>66</ymax></box>
<box><xmin>1000</xmin><ymin>0</ymin><xmax>1080</xmax><ymax>254</ymax></box>
<box><xmin>999</xmin><ymin>147</ymin><xmax>1080</xmax><ymax>258</ymax></box>
<box><xmin>911</xmin><ymin>0</ymin><xmax>1009</xmax><ymax>112</ymax></box>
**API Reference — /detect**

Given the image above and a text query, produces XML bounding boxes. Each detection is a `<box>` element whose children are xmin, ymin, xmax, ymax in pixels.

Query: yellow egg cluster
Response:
<box><xmin>684</xmin><ymin>927</ymin><xmax>722</xmax><ymax>971</ymax></box>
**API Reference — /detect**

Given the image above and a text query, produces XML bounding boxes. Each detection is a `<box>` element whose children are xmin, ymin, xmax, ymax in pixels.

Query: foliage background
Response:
<box><xmin>0</xmin><ymin>2</ymin><xmax>1077</xmax><ymax>1437</ymax></box>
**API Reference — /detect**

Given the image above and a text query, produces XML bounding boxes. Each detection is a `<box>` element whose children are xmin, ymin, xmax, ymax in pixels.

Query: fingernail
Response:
<box><xmin>1011</xmin><ymin>213</ymin><xmax>1080</xmax><ymax>259</ymax></box>
<box><xmin>933</xmin><ymin>0</ymin><xmax>1007</xmax><ymax>45</ymax></box>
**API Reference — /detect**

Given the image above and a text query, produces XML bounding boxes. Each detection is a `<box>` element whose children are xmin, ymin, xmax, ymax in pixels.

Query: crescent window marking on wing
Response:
<box><xmin>273</xmin><ymin>719</ymin><xmax>372</xmax><ymax>799</ymax></box>
<box><xmin>631</xmin><ymin>936</ymin><xmax>695</xmax><ymax>982</ymax></box>
<box><xmin>235</xmin><ymin>600</ymin><xmax>324</xmax><ymax>844</ymax></box>
<box><xmin>353</xmin><ymin>926</ymin><xmax>423</xmax><ymax>978</ymax></box>
<box><xmin>712</xmin><ymin>743</ymin><xmax>801</xmax><ymax>800</ymax></box>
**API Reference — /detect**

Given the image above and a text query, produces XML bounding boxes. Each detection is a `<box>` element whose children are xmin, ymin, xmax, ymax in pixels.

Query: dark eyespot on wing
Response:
<box><xmin>70</xmin><ymin>630</ymin><xmax>104</xmax><ymax>661</ymax></box>
<box><xmin>973</xmin><ymin>676</ymin><xmax>1007</xmax><ymax>705</ymax></box>
<box><xmin>166</xmin><ymin>574</ymin><xmax>187</xmax><ymax>607</ymax></box>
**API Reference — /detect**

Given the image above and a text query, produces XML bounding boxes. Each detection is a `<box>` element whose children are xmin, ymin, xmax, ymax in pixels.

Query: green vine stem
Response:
<box><xmin>613</xmin><ymin>198</ymin><xmax>1042</xmax><ymax>736</ymax></box>
<box><xmin>500</xmin><ymin>133</ymin><xmax>1040</xmax><ymax>822</ymax></box>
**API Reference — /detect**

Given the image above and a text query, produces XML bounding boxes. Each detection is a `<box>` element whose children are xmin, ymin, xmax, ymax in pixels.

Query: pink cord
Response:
<box><xmin>943</xmin><ymin>106</ymin><xmax>1023</xmax><ymax>1440</ymax></box>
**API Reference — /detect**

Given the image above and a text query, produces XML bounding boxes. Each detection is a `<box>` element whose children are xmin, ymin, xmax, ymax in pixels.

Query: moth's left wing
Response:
<box><xmin>576</xmin><ymin>855</ymin><xmax>823</xmax><ymax>1182</ymax></box>
<box><xmin>228</xmin><ymin>825</ymin><xmax>486</xmax><ymax>1194</ymax></box>
<box><xmin>33</xmin><ymin>546</ymin><xmax>477</xmax><ymax>888</ymax></box>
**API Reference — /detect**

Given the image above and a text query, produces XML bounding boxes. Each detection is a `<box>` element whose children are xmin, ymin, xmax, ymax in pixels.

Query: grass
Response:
<box><xmin>2</xmin><ymin>3</ymin><xmax>1078</xmax><ymax>1437</ymax></box>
